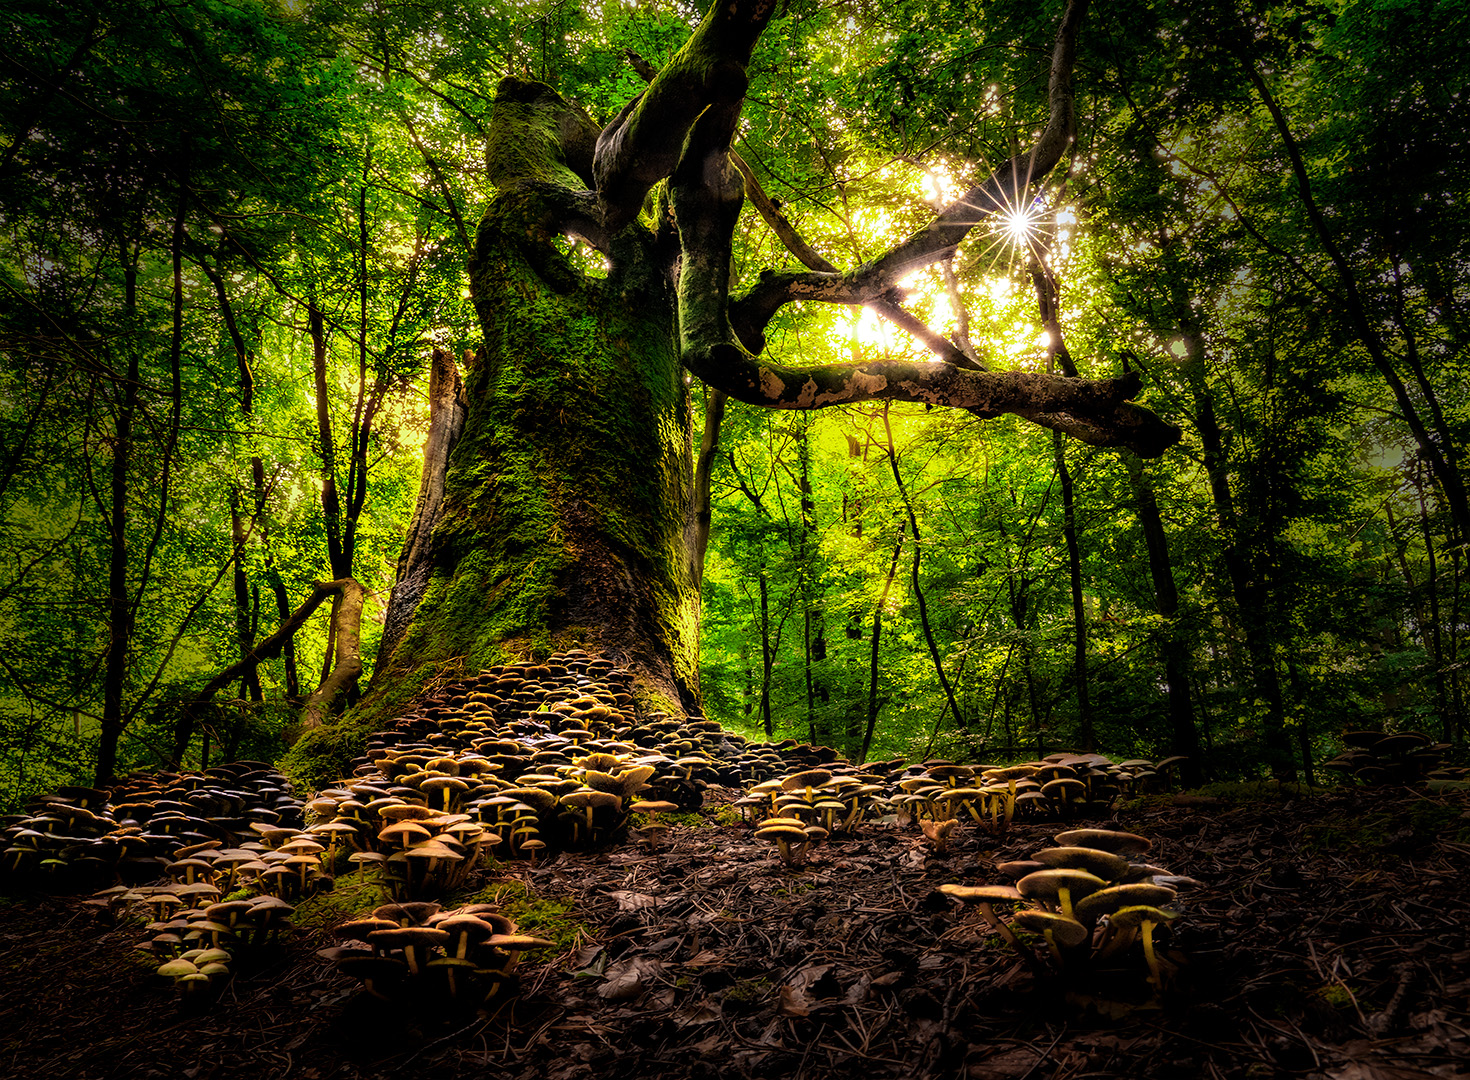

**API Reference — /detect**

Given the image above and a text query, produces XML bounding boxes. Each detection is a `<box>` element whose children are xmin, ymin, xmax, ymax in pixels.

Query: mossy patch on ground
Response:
<box><xmin>289</xmin><ymin>872</ymin><xmax>388</xmax><ymax>931</ymax></box>
<box><xmin>450</xmin><ymin>878</ymin><xmax>586</xmax><ymax>954</ymax></box>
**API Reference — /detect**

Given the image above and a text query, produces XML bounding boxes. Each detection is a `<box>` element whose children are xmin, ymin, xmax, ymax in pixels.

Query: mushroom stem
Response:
<box><xmin>978</xmin><ymin>903</ymin><xmax>1021</xmax><ymax>951</ymax></box>
<box><xmin>1140</xmin><ymin>919</ymin><xmax>1162</xmax><ymax>991</ymax></box>
<box><xmin>1042</xmin><ymin>928</ymin><xmax>1064</xmax><ymax>968</ymax></box>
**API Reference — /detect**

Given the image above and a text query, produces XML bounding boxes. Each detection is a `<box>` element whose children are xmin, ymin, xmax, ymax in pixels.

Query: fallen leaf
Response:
<box><xmin>673</xmin><ymin>999</ymin><xmax>723</xmax><ymax>1027</ymax></box>
<box><xmin>778</xmin><ymin>983</ymin><xmax>811</xmax><ymax>1017</ymax></box>
<box><xmin>598</xmin><ymin>956</ymin><xmax>662</xmax><ymax>1001</ymax></box>
<box><xmin>605</xmin><ymin>890</ymin><xmax>658</xmax><ymax>911</ymax></box>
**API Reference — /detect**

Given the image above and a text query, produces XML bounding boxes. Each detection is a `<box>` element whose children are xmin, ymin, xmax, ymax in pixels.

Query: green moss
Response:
<box><xmin>451</xmin><ymin>879</ymin><xmax>586</xmax><ymax>954</ymax></box>
<box><xmin>290</xmin><ymin>872</ymin><xmax>387</xmax><ymax>931</ymax></box>
<box><xmin>366</xmin><ymin>181</ymin><xmax>700</xmax><ymax>705</ymax></box>
<box><xmin>1316</xmin><ymin>983</ymin><xmax>1356</xmax><ymax>1010</ymax></box>
<box><xmin>629</xmin><ymin>809</ymin><xmax>706</xmax><ymax>829</ymax></box>
<box><xmin>725</xmin><ymin>977</ymin><xmax>771</xmax><ymax>1006</ymax></box>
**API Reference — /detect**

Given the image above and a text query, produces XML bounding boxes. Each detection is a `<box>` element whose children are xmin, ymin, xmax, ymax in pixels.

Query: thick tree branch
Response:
<box><xmin>593</xmin><ymin>0</ymin><xmax>778</xmax><ymax>231</ymax></box>
<box><xmin>169</xmin><ymin>575</ymin><xmax>342</xmax><ymax>765</ymax></box>
<box><xmin>665</xmin><ymin>0</ymin><xmax>1173</xmax><ymax>456</ymax></box>
<box><xmin>684</xmin><ymin>347</ymin><xmax>1176</xmax><ymax>455</ymax></box>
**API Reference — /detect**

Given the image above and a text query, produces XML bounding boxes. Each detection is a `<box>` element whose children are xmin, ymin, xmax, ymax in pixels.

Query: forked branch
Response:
<box><xmin>667</xmin><ymin>0</ymin><xmax>1179</xmax><ymax>456</ymax></box>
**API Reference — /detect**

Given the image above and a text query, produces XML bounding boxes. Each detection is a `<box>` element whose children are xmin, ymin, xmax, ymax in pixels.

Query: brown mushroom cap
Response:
<box><xmin>938</xmin><ymin>884</ymin><xmax>1023</xmax><ymax>904</ymax></box>
<box><xmin>368</xmin><ymin>925</ymin><xmax>451</xmax><ymax>955</ymax></box>
<box><xmin>781</xmin><ymin>769</ymin><xmax>833</xmax><ymax>791</ymax></box>
<box><xmin>486</xmin><ymin>933</ymin><xmax>555</xmax><ymax>951</ymax></box>
<box><xmin>1052</xmin><ymin>828</ymin><xmax>1153</xmax><ymax>855</ymax></box>
<box><xmin>377</xmin><ymin>821</ymin><xmax>433</xmax><ymax>848</ymax></box>
<box><xmin>1011</xmin><ymin>909</ymin><xmax>1090</xmax><ymax>948</ymax></box>
<box><xmin>1073</xmin><ymin>883</ymin><xmax>1178</xmax><ymax>925</ymax></box>
<box><xmin>1031</xmin><ymin>846</ymin><xmax>1132</xmax><ymax>881</ymax></box>
<box><xmin>336</xmin><ymin>917</ymin><xmax>400</xmax><ymax>943</ymax></box>
<box><xmin>1016</xmin><ymin>868</ymin><xmax>1108</xmax><ymax>909</ymax></box>
<box><xmin>629</xmin><ymin>800</ymin><xmax>679</xmax><ymax>815</ymax></box>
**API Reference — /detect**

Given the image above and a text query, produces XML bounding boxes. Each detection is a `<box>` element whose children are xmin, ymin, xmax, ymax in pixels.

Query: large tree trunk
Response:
<box><xmin>372</xmin><ymin>83</ymin><xmax>700</xmax><ymax>715</ymax></box>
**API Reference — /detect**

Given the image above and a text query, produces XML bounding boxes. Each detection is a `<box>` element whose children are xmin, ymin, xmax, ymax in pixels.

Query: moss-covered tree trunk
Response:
<box><xmin>371</xmin><ymin>82</ymin><xmax>700</xmax><ymax>719</ymax></box>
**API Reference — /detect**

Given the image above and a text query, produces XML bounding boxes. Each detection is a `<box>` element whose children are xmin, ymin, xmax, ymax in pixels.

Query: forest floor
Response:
<box><xmin>2</xmin><ymin>781</ymin><xmax>1468</xmax><ymax>1080</ymax></box>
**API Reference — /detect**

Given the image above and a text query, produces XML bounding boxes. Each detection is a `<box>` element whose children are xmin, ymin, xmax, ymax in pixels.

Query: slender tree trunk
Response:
<box><xmin>298</xmin><ymin>578</ymin><xmax>365</xmax><ymax>733</ymax></box>
<box><xmin>203</xmin><ymin>257</ymin><xmax>267</xmax><ymax>703</ymax></box>
<box><xmin>881</xmin><ymin>406</ymin><xmax>964</xmax><ymax>733</ymax></box>
<box><xmin>1054</xmin><ymin>432</ymin><xmax>1092</xmax><ymax>749</ymax></box>
<box><xmin>796</xmin><ymin>424</ymin><xmax>817</xmax><ymax>745</ymax></box>
<box><xmin>1191</xmin><ymin>378</ymin><xmax>1294</xmax><ymax>778</ymax></box>
<box><xmin>1029</xmin><ymin>251</ymin><xmax>1091</xmax><ymax>749</ymax></box>
<box><xmin>376</xmin><ymin>348</ymin><xmax>468</xmax><ymax>671</ymax></box>
<box><xmin>268</xmin><ymin>569</ymin><xmax>301</xmax><ymax>701</ymax></box>
<box><xmin>229</xmin><ymin>491</ymin><xmax>263</xmax><ymax>703</ymax></box>
<box><xmin>1411</xmin><ymin>461</ymin><xmax>1452</xmax><ymax>740</ymax></box>
<box><xmin>309</xmin><ymin>303</ymin><xmax>345</xmax><ymax>683</ymax></box>
<box><xmin>859</xmin><ymin>521</ymin><xmax>905</xmax><ymax>763</ymax></box>
<box><xmin>98</xmin><ymin>256</ymin><xmax>139</xmax><ymax>788</ymax></box>
<box><xmin>1124</xmin><ymin>452</ymin><xmax>1202</xmax><ymax>782</ymax></box>
<box><xmin>691</xmin><ymin>388</ymin><xmax>727</xmax><ymax>591</ymax></box>
<box><xmin>758</xmin><ymin>569</ymin><xmax>774</xmax><ymax>738</ymax></box>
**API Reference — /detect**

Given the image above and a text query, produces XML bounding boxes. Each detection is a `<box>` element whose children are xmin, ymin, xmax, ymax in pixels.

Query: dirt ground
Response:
<box><xmin>2</xmin><ymin>782</ymin><xmax>1468</xmax><ymax>1080</ymax></box>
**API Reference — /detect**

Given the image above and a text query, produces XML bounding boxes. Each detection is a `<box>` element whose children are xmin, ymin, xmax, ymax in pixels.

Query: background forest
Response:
<box><xmin>1</xmin><ymin>0</ymin><xmax>1464</xmax><ymax>812</ymax></box>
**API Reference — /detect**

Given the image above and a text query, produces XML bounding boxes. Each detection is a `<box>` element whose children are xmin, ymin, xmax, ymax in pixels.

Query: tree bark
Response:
<box><xmin>1123</xmin><ymin>452</ymin><xmax>1202</xmax><ymax>781</ymax></box>
<box><xmin>372</xmin><ymin>81</ymin><xmax>701</xmax><ymax>716</ymax></box>
<box><xmin>859</xmin><ymin>521</ymin><xmax>906</xmax><ymax>763</ymax></box>
<box><xmin>375</xmin><ymin>347</ymin><xmax>468</xmax><ymax>672</ymax></box>
<box><xmin>1189</xmin><ymin>367</ymin><xmax>1294</xmax><ymax>779</ymax></box>
<box><xmin>1054</xmin><ymin>432</ymin><xmax>1093</xmax><ymax>750</ymax></box>
<box><xmin>880</xmin><ymin>406</ymin><xmax>965</xmax><ymax>735</ymax></box>
<box><xmin>298</xmin><ymin>578</ymin><xmax>365</xmax><ymax>733</ymax></box>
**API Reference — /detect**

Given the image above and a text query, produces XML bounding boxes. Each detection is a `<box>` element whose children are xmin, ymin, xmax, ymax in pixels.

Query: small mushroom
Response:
<box><xmin>1104</xmin><ymin>905</ymin><xmax>1179</xmax><ymax>991</ymax></box>
<box><xmin>1011</xmin><ymin>909</ymin><xmax>1090</xmax><ymax>967</ymax></box>
<box><xmin>937</xmin><ymin>884</ymin><xmax>1024</xmax><ymax>951</ymax></box>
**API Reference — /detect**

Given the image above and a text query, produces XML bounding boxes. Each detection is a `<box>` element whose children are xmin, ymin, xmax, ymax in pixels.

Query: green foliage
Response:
<box><xmin>1</xmin><ymin>0</ymin><xmax>1465</xmax><ymax>800</ymax></box>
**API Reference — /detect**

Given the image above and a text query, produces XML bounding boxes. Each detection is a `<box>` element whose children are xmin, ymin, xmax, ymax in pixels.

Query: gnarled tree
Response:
<box><xmin>363</xmin><ymin>0</ymin><xmax>1177</xmax><ymax>733</ymax></box>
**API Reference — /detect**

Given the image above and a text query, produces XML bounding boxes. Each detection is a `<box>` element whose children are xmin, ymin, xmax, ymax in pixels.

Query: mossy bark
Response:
<box><xmin>367</xmin><ymin>83</ymin><xmax>700</xmax><ymax>723</ymax></box>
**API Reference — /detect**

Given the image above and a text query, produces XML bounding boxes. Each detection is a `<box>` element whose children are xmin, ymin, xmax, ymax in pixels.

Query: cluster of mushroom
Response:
<box><xmin>744</xmin><ymin>767</ymin><xmax>888</xmax><ymax>867</ymax></box>
<box><xmin>305</xmin><ymin>769</ymin><xmax>505</xmax><ymax>898</ymax></box>
<box><xmin>90</xmin><ymin>872</ymin><xmax>295</xmax><ymax>1006</ymax></box>
<box><xmin>328</xmin><ymin>650</ymin><xmax>906</xmax><ymax>863</ymax></box>
<box><xmin>941</xmin><ymin>828</ymin><xmax>1195</xmax><ymax>996</ymax></box>
<box><xmin>1324</xmin><ymin>730</ymin><xmax>1457</xmax><ymax>786</ymax></box>
<box><xmin>319</xmin><ymin>900</ymin><xmax>553</xmax><ymax>1012</ymax></box>
<box><xmin>1</xmin><ymin>762</ymin><xmax>304</xmax><ymax>889</ymax></box>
